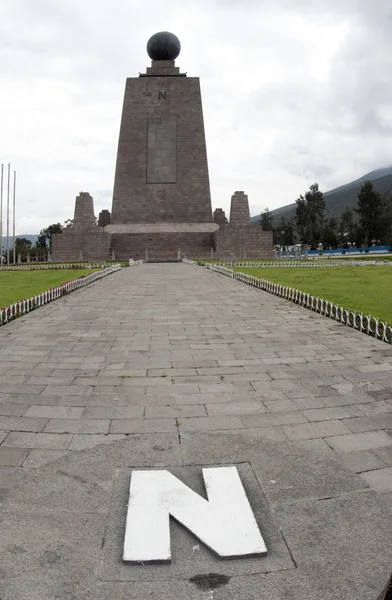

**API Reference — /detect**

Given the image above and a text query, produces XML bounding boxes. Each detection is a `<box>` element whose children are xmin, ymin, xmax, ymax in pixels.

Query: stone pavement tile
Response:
<box><xmin>357</xmin><ymin>363</ymin><xmax>392</xmax><ymax>372</ymax></box>
<box><xmin>0</xmin><ymin>375</ymin><xmax>26</xmax><ymax>384</ymax></box>
<box><xmin>23</xmin><ymin>406</ymin><xmax>85</xmax><ymax>419</ymax></box>
<box><xmin>0</xmin><ymin>416</ymin><xmax>48</xmax><ymax>432</ymax></box>
<box><xmin>0</xmin><ymin>447</ymin><xmax>30</xmax><ymax>466</ymax></box>
<box><xmin>283</xmin><ymin>385</ymin><xmax>338</xmax><ymax>399</ymax></box>
<box><xmin>380</xmin><ymin>491</ymin><xmax>392</xmax><ymax>509</ymax></box>
<box><xmin>178</xmin><ymin>416</ymin><xmax>245</xmax><ymax>431</ymax></box>
<box><xmin>73</xmin><ymin>376</ymin><xmax>124</xmax><ymax>386</ymax></box>
<box><xmin>25</xmin><ymin>376</ymin><xmax>75</xmax><ymax>386</ymax></box>
<box><xmin>117</xmin><ymin>393</ymin><xmax>174</xmax><ymax>407</ymax></box>
<box><xmin>0</xmin><ymin>431</ymin><xmax>8</xmax><ymax>443</ymax></box>
<box><xmin>272</xmin><ymin>492</ymin><xmax>392</xmax><ymax>596</ymax></box>
<box><xmin>180</xmin><ymin>431</ymin><xmax>368</xmax><ymax>502</ymax></box>
<box><xmin>337</xmin><ymin>450</ymin><xmax>386</xmax><ymax>473</ymax></box>
<box><xmin>283</xmin><ymin>420</ymin><xmax>351</xmax><ymax>440</ymax></box>
<box><xmin>69</xmin><ymin>434</ymin><xmax>127</xmax><ymax>451</ymax></box>
<box><xmin>368</xmin><ymin>389</ymin><xmax>392</xmax><ymax>402</ymax></box>
<box><xmin>22</xmin><ymin>449</ymin><xmax>70</xmax><ymax>468</ymax></box>
<box><xmin>0</xmin><ymin>511</ymin><xmax>105</xmax><ymax>599</ymax></box>
<box><xmin>171</xmin><ymin>359</ymin><xmax>218</xmax><ymax>368</ymax></box>
<box><xmin>41</xmin><ymin>385</ymin><xmax>94</xmax><ymax>396</ymax></box>
<box><xmin>373</xmin><ymin>445</ymin><xmax>392</xmax><ymax>465</ymax></box>
<box><xmin>0</xmin><ymin>403</ymin><xmax>27</xmax><ymax>417</ymax></box>
<box><xmin>144</xmin><ymin>404</ymin><xmax>206</xmax><ymax>418</ymax></box>
<box><xmin>173</xmin><ymin>392</ymin><xmax>230</xmax><ymax>405</ymax></box>
<box><xmin>303</xmin><ymin>406</ymin><xmax>364</xmax><ymax>422</ymax></box>
<box><xmin>44</xmin><ymin>418</ymin><xmax>110</xmax><ymax>434</ymax></box>
<box><xmin>223</xmin><ymin>426</ymin><xmax>287</xmax><ymax>441</ymax></box>
<box><xmin>341</xmin><ymin>414</ymin><xmax>392</xmax><ymax>433</ymax></box>
<box><xmin>2</xmin><ymin>432</ymin><xmax>73</xmax><ymax>450</ymax></box>
<box><xmin>291</xmin><ymin>396</ymin><xmax>326</xmax><ymax>410</ymax></box>
<box><xmin>242</xmin><ymin>411</ymin><xmax>308</xmax><ymax>428</ymax></box>
<box><xmin>0</xmin><ymin>465</ymin><xmax>27</xmax><ymax>489</ymax></box>
<box><xmin>50</xmin><ymin>368</ymin><xmax>100</xmax><ymax>377</ymax></box>
<box><xmin>294</xmin><ymin>438</ymin><xmax>336</xmax><ymax>457</ymax></box>
<box><xmin>198</xmin><ymin>382</ymin><xmax>253</xmax><ymax>393</ymax></box>
<box><xmin>0</xmin><ymin>384</ymin><xmax>44</xmax><ymax>394</ymax></box>
<box><xmin>92</xmin><ymin>385</ymin><xmax>132</xmax><ymax>396</ymax></box>
<box><xmin>146</xmin><ymin>383</ymin><xmax>200</xmax><ymax>396</ymax></box>
<box><xmin>110</xmin><ymin>418</ymin><xmax>176</xmax><ymax>434</ymax></box>
<box><xmin>325</xmin><ymin>430</ymin><xmax>392</xmax><ymax>453</ymax></box>
<box><xmin>264</xmin><ymin>398</ymin><xmax>298</xmax><ymax>412</ymax></box>
<box><xmin>354</xmin><ymin>400</ymin><xmax>391</xmax><ymax>415</ymax></box>
<box><xmin>321</xmin><ymin>392</ymin><xmax>374</xmax><ymax>407</ymax></box>
<box><xmin>4</xmin><ymin>393</ymin><xmax>61</xmax><ymax>406</ymax></box>
<box><xmin>148</xmin><ymin>368</ymin><xmax>198</xmax><ymax>376</ymax></box>
<box><xmin>241</xmin><ymin>384</ymin><xmax>288</xmax><ymax>400</ymax></box>
<box><xmin>206</xmin><ymin>401</ymin><xmax>266</xmax><ymax>416</ymax></box>
<box><xmin>83</xmin><ymin>406</ymin><xmax>145</xmax><ymax>419</ymax></box>
<box><xmin>264</xmin><ymin>369</ymin><xmax>297</xmax><ymax>379</ymax></box>
<box><xmin>361</xmin><ymin>467</ymin><xmax>392</xmax><ymax>492</ymax></box>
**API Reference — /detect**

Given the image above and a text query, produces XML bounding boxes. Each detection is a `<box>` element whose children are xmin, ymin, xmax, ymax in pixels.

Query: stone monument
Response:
<box><xmin>52</xmin><ymin>32</ymin><xmax>273</xmax><ymax>261</ymax></box>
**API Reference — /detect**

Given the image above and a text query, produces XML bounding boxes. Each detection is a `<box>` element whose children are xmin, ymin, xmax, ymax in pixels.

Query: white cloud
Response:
<box><xmin>0</xmin><ymin>0</ymin><xmax>391</xmax><ymax>233</ymax></box>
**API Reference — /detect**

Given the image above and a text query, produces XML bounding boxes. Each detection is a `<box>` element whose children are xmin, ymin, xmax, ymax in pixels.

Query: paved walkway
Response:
<box><xmin>1</xmin><ymin>263</ymin><xmax>392</xmax><ymax>493</ymax></box>
<box><xmin>1</xmin><ymin>263</ymin><xmax>392</xmax><ymax>599</ymax></box>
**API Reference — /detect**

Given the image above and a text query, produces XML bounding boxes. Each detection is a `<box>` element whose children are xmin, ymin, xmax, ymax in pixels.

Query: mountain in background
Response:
<box><xmin>1</xmin><ymin>234</ymin><xmax>37</xmax><ymax>250</ymax></box>
<box><xmin>252</xmin><ymin>166</ymin><xmax>392</xmax><ymax>224</ymax></box>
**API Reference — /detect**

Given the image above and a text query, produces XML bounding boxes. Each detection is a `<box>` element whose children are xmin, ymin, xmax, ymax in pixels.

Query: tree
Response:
<box><xmin>37</xmin><ymin>223</ymin><xmax>63</xmax><ymax>250</ymax></box>
<box><xmin>295</xmin><ymin>183</ymin><xmax>325</xmax><ymax>248</ymax></box>
<box><xmin>321</xmin><ymin>217</ymin><xmax>339</xmax><ymax>249</ymax></box>
<box><xmin>339</xmin><ymin>207</ymin><xmax>356</xmax><ymax>247</ymax></box>
<box><xmin>15</xmin><ymin>237</ymin><xmax>32</xmax><ymax>249</ymax></box>
<box><xmin>35</xmin><ymin>234</ymin><xmax>48</xmax><ymax>249</ymax></box>
<box><xmin>260</xmin><ymin>208</ymin><xmax>273</xmax><ymax>231</ymax></box>
<box><xmin>277</xmin><ymin>216</ymin><xmax>294</xmax><ymax>246</ymax></box>
<box><xmin>354</xmin><ymin>181</ymin><xmax>385</xmax><ymax>246</ymax></box>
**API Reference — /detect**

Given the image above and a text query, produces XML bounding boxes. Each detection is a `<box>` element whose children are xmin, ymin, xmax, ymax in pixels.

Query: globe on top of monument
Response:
<box><xmin>147</xmin><ymin>31</ymin><xmax>181</xmax><ymax>61</ymax></box>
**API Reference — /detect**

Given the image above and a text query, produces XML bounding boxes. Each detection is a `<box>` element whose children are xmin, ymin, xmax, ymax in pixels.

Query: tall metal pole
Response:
<box><xmin>12</xmin><ymin>170</ymin><xmax>16</xmax><ymax>264</ymax></box>
<box><xmin>0</xmin><ymin>164</ymin><xmax>3</xmax><ymax>266</ymax></box>
<box><xmin>6</xmin><ymin>163</ymin><xmax>10</xmax><ymax>265</ymax></box>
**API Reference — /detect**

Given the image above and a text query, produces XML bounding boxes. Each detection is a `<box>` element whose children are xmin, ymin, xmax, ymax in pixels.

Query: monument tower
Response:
<box><xmin>52</xmin><ymin>32</ymin><xmax>273</xmax><ymax>261</ymax></box>
<box><xmin>106</xmin><ymin>31</ymin><xmax>219</xmax><ymax>259</ymax></box>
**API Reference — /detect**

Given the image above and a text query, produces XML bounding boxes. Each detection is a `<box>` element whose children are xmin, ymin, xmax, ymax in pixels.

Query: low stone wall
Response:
<box><xmin>213</xmin><ymin>228</ymin><xmax>274</xmax><ymax>259</ymax></box>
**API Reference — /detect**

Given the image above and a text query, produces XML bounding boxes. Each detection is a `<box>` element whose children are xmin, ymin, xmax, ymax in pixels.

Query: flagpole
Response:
<box><xmin>6</xmin><ymin>163</ymin><xmax>10</xmax><ymax>265</ymax></box>
<box><xmin>12</xmin><ymin>170</ymin><xmax>16</xmax><ymax>264</ymax></box>
<box><xmin>0</xmin><ymin>164</ymin><xmax>3</xmax><ymax>266</ymax></box>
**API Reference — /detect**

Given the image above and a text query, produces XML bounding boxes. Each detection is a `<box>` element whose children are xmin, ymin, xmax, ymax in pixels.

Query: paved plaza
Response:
<box><xmin>1</xmin><ymin>263</ymin><xmax>392</xmax><ymax>598</ymax></box>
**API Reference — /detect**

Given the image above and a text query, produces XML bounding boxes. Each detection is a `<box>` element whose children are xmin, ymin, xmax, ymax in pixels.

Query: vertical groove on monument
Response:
<box><xmin>106</xmin><ymin>31</ymin><xmax>217</xmax><ymax>260</ymax></box>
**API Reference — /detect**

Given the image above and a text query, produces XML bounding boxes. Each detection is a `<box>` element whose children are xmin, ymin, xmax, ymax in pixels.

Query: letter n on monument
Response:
<box><xmin>123</xmin><ymin>466</ymin><xmax>267</xmax><ymax>563</ymax></box>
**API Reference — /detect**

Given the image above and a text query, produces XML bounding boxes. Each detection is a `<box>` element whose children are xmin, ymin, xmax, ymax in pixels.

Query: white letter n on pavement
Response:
<box><xmin>123</xmin><ymin>466</ymin><xmax>267</xmax><ymax>563</ymax></box>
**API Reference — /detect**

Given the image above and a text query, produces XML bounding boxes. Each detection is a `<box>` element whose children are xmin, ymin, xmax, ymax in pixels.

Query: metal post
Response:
<box><xmin>12</xmin><ymin>170</ymin><xmax>16</xmax><ymax>264</ymax></box>
<box><xmin>6</xmin><ymin>163</ymin><xmax>10</xmax><ymax>265</ymax></box>
<box><xmin>0</xmin><ymin>164</ymin><xmax>3</xmax><ymax>266</ymax></box>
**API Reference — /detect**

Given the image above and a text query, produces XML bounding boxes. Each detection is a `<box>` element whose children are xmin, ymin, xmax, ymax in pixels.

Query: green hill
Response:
<box><xmin>252</xmin><ymin>167</ymin><xmax>392</xmax><ymax>224</ymax></box>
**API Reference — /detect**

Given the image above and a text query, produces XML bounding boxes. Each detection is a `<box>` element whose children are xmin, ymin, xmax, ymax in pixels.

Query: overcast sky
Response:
<box><xmin>1</xmin><ymin>0</ymin><xmax>391</xmax><ymax>234</ymax></box>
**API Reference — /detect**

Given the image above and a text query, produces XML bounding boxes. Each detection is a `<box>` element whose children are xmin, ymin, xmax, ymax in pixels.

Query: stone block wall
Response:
<box><xmin>229</xmin><ymin>191</ymin><xmax>251</xmax><ymax>227</ymax></box>
<box><xmin>52</xmin><ymin>229</ymin><xmax>111</xmax><ymax>262</ymax></box>
<box><xmin>98</xmin><ymin>210</ymin><xmax>111</xmax><ymax>228</ymax></box>
<box><xmin>52</xmin><ymin>193</ymin><xmax>112</xmax><ymax>262</ymax></box>
<box><xmin>111</xmin><ymin>71</ymin><xmax>212</xmax><ymax>224</ymax></box>
<box><xmin>213</xmin><ymin>228</ymin><xmax>274</xmax><ymax>259</ymax></box>
<box><xmin>111</xmin><ymin>232</ymin><xmax>214</xmax><ymax>260</ymax></box>
<box><xmin>213</xmin><ymin>208</ymin><xmax>226</xmax><ymax>227</ymax></box>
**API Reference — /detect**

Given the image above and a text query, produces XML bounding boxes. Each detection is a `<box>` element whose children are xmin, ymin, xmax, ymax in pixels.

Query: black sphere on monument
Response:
<box><xmin>147</xmin><ymin>31</ymin><xmax>181</xmax><ymax>61</ymax></box>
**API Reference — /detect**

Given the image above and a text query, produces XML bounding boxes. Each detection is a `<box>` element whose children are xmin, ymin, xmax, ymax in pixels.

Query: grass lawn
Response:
<box><xmin>0</xmin><ymin>269</ymin><xmax>97</xmax><ymax>308</ymax></box>
<box><xmin>231</xmin><ymin>266</ymin><xmax>392</xmax><ymax>324</ymax></box>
